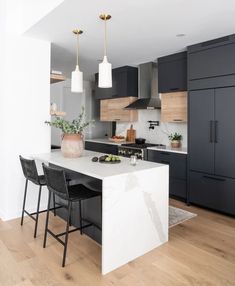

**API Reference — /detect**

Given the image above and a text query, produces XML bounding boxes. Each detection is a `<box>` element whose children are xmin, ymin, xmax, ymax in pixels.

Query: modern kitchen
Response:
<box><xmin>1</xmin><ymin>1</ymin><xmax>235</xmax><ymax>286</ymax></box>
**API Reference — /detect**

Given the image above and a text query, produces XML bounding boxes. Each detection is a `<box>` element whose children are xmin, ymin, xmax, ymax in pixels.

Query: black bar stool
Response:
<box><xmin>42</xmin><ymin>163</ymin><xmax>101</xmax><ymax>267</ymax></box>
<box><xmin>19</xmin><ymin>156</ymin><xmax>58</xmax><ymax>238</ymax></box>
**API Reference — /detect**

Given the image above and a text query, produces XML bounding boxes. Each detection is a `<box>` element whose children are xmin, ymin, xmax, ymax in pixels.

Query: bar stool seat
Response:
<box><xmin>63</xmin><ymin>184</ymin><xmax>99</xmax><ymax>201</ymax></box>
<box><xmin>19</xmin><ymin>156</ymin><xmax>60</xmax><ymax>238</ymax></box>
<box><xmin>42</xmin><ymin>163</ymin><xmax>101</xmax><ymax>267</ymax></box>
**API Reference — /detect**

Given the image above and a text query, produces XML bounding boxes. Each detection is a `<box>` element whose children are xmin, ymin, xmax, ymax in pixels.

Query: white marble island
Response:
<box><xmin>34</xmin><ymin>150</ymin><xmax>169</xmax><ymax>275</ymax></box>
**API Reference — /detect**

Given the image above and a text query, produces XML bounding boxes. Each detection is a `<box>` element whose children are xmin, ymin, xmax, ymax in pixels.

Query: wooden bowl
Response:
<box><xmin>109</xmin><ymin>137</ymin><xmax>126</xmax><ymax>143</ymax></box>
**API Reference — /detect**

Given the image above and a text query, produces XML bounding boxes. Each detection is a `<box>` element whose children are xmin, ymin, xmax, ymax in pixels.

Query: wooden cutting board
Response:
<box><xmin>126</xmin><ymin>125</ymin><xmax>136</xmax><ymax>142</ymax></box>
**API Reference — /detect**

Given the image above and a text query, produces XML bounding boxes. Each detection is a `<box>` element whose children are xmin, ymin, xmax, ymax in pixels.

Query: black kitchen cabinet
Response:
<box><xmin>85</xmin><ymin>141</ymin><xmax>118</xmax><ymax>155</ymax></box>
<box><xmin>147</xmin><ymin>150</ymin><xmax>187</xmax><ymax>200</ymax></box>
<box><xmin>189</xmin><ymin>87</ymin><xmax>235</xmax><ymax>215</ymax></box>
<box><xmin>189</xmin><ymin>171</ymin><xmax>235</xmax><ymax>215</ymax></box>
<box><xmin>95</xmin><ymin>66</ymin><xmax>138</xmax><ymax>99</ymax></box>
<box><xmin>188</xmin><ymin>35</ymin><xmax>235</xmax><ymax>81</ymax></box>
<box><xmin>158</xmin><ymin>51</ymin><xmax>187</xmax><ymax>93</ymax></box>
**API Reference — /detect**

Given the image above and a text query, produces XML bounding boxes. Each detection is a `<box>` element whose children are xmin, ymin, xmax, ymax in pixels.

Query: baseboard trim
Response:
<box><xmin>0</xmin><ymin>204</ymin><xmax>48</xmax><ymax>222</ymax></box>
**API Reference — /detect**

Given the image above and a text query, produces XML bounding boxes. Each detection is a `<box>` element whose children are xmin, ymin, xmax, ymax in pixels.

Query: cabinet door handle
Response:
<box><xmin>170</xmin><ymin>87</ymin><xmax>180</xmax><ymax>91</ymax></box>
<box><xmin>114</xmin><ymin>119</ymin><xmax>120</xmax><ymax>121</ymax></box>
<box><xmin>173</xmin><ymin>119</ymin><xmax>183</xmax><ymax>122</ymax></box>
<box><xmin>203</xmin><ymin>175</ymin><xmax>225</xmax><ymax>182</ymax></box>
<box><xmin>161</xmin><ymin>160</ymin><xmax>170</xmax><ymax>165</ymax></box>
<box><xmin>209</xmin><ymin>120</ymin><xmax>214</xmax><ymax>143</ymax></box>
<box><xmin>214</xmin><ymin>120</ymin><xmax>218</xmax><ymax>143</ymax></box>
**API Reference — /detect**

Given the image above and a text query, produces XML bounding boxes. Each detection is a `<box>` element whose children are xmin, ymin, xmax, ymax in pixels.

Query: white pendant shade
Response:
<box><xmin>71</xmin><ymin>65</ymin><xmax>83</xmax><ymax>93</ymax></box>
<box><xmin>98</xmin><ymin>56</ymin><xmax>112</xmax><ymax>88</ymax></box>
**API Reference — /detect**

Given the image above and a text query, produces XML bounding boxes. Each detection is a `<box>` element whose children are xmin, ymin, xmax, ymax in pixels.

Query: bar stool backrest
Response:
<box><xmin>19</xmin><ymin>155</ymin><xmax>40</xmax><ymax>185</ymax></box>
<box><xmin>42</xmin><ymin>164</ymin><xmax>69</xmax><ymax>199</ymax></box>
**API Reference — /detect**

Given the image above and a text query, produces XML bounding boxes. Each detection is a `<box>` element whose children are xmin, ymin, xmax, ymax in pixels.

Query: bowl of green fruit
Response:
<box><xmin>91</xmin><ymin>155</ymin><xmax>121</xmax><ymax>164</ymax></box>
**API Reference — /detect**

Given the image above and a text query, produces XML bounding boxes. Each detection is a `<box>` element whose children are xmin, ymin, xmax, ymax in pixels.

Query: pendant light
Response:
<box><xmin>99</xmin><ymin>14</ymin><xmax>112</xmax><ymax>88</ymax></box>
<box><xmin>71</xmin><ymin>29</ymin><xmax>83</xmax><ymax>93</ymax></box>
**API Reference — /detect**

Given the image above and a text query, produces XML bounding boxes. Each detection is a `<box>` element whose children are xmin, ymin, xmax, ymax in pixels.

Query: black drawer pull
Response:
<box><xmin>203</xmin><ymin>175</ymin><xmax>225</xmax><ymax>182</ymax></box>
<box><xmin>173</xmin><ymin>119</ymin><xmax>183</xmax><ymax>122</ymax></box>
<box><xmin>170</xmin><ymin>87</ymin><xmax>179</xmax><ymax>91</ymax></box>
<box><xmin>161</xmin><ymin>160</ymin><xmax>170</xmax><ymax>165</ymax></box>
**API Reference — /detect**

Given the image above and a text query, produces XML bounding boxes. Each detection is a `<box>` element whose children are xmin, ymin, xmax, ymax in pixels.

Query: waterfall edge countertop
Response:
<box><xmin>32</xmin><ymin>150</ymin><xmax>169</xmax><ymax>275</ymax></box>
<box><xmin>33</xmin><ymin>150</ymin><xmax>167</xmax><ymax>180</ymax></box>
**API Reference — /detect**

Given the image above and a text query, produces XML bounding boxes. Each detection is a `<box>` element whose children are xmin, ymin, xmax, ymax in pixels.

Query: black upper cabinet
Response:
<box><xmin>158</xmin><ymin>51</ymin><xmax>187</xmax><ymax>93</ymax></box>
<box><xmin>188</xmin><ymin>34</ymin><xmax>235</xmax><ymax>81</ymax></box>
<box><xmin>95</xmin><ymin>66</ymin><xmax>138</xmax><ymax>99</ymax></box>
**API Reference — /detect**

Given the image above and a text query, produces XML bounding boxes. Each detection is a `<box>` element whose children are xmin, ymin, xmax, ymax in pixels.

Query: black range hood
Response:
<box><xmin>125</xmin><ymin>97</ymin><xmax>161</xmax><ymax>110</ymax></box>
<box><xmin>125</xmin><ymin>62</ymin><xmax>161</xmax><ymax>110</ymax></box>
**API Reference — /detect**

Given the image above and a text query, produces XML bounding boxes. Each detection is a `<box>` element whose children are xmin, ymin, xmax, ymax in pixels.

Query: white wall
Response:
<box><xmin>116</xmin><ymin>110</ymin><xmax>187</xmax><ymax>147</ymax></box>
<box><xmin>0</xmin><ymin>1</ymin><xmax>51</xmax><ymax>220</ymax></box>
<box><xmin>0</xmin><ymin>0</ymin><xmax>7</xmax><ymax>219</ymax></box>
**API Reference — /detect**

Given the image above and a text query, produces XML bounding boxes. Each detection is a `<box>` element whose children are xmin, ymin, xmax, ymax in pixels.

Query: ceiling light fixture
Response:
<box><xmin>98</xmin><ymin>14</ymin><xmax>112</xmax><ymax>88</ymax></box>
<box><xmin>71</xmin><ymin>29</ymin><xmax>83</xmax><ymax>93</ymax></box>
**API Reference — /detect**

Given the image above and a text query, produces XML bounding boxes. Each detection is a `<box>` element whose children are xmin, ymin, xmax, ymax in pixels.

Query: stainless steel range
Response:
<box><xmin>118</xmin><ymin>143</ymin><xmax>166</xmax><ymax>160</ymax></box>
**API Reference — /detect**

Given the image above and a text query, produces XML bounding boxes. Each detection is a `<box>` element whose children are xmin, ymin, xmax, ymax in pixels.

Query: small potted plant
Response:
<box><xmin>45</xmin><ymin>107</ymin><xmax>93</xmax><ymax>158</ymax></box>
<box><xmin>168</xmin><ymin>132</ymin><xmax>183</xmax><ymax>148</ymax></box>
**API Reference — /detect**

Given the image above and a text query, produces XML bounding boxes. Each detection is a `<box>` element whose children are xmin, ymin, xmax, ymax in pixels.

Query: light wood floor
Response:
<box><xmin>0</xmin><ymin>199</ymin><xmax>234</xmax><ymax>286</ymax></box>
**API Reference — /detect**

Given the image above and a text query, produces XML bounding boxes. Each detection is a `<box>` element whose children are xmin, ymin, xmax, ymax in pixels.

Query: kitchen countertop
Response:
<box><xmin>33</xmin><ymin>150</ymin><xmax>167</xmax><ymax>180</ymax></box>
<box><xmin>147</xmin><ymin>145</ymin><xmax>187</xmax><ymax>154</ymax></box>
<box><xmin>86</xmin><ymin>138</ymin><xmax>188</xmax><ymax>154</ymax></box>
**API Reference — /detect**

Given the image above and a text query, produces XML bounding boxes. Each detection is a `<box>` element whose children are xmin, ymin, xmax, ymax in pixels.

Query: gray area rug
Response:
<box><xmin>169</xmin><ymin>206</ymin><xmax>197</xmax><ymax>228</ymax></box>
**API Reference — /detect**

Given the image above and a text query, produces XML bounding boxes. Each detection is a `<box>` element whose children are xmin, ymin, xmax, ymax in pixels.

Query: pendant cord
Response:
<box><xmin>104</xmin><ymin>18</ymin><xmax>107</xmax><ymax>57</ymax></box>
<box><xmin>76</xmin><ymin>33</ymin><xmax>79</xmax><ymax>66</ymax></box>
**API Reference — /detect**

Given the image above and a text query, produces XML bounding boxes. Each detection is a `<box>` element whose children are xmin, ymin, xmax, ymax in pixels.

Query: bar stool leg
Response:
<box><xmin>79</xmin><ymin>200</ymin><xmax>83</xmax><ymax>235</ymax></box>
<box><xmin>53</xmin><ymin>193</ymin><xmax>56</xmax><ymax>216</ymax></box>
<box><xmin>21</xmin><ymin>179</ymin><xmax>28</xmax><ymax>226</ymax></box>
<box><xmin>34</xmin><ymin>185</ymin><xmax>42</xmax><ymax>238</ymax></box>
<box><xmin>43</xmin><ymin>191</ymin><xmax>51</xmax><ymax>248</ymax></box>
<box><xmin>62</xmin><ymin>201</ymin><xmax>72</xmax><ymax>267</ymax></box>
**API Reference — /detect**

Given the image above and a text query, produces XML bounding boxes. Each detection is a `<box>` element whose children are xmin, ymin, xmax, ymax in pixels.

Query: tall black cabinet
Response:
<box><xmin>188</xmin><ymin>35</ymin><xmax>235</xmax><ymax>216</ymax></box>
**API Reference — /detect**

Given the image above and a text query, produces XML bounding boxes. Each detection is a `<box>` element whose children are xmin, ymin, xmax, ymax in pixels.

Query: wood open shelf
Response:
<box><xmin>50</xmin><ymin>74</ymin><xmax>66</xmax><ymax>84</ymax></box>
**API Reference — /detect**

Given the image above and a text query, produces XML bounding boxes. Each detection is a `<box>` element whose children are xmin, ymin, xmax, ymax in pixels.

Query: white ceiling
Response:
<box><xmin>25</xmin><ymin>0</ymin><xmax>235</xmax><ymax>80</ymax></box>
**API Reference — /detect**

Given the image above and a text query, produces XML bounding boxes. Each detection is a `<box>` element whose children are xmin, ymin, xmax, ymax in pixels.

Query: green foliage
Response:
<box><xmin>168</xmin><ymin>132</ymin><xmax>183</xmax><ymax>141</ymax></box>
<box><xmin>45</xmin><ymin>106</ymin><xmax>94</xmax><ymax>134</ymax></box>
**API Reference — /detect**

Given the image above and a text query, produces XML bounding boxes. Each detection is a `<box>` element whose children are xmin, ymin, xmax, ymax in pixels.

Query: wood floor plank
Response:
<box><xmin>0</xmin><ymin>200</ymin><xmax>234</xmax><ymax>286</ymax></box>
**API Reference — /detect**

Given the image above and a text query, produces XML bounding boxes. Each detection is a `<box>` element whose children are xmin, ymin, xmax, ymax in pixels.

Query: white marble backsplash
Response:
<box><xmin>116</xmin><ymin>109</ymin><xmax>187</xmax><ymax>147</ymax></box>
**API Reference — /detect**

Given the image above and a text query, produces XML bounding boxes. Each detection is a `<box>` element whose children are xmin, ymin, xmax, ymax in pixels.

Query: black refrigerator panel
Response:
<box><xmin>189</xmin><ymin>89</ymin><xmax>215</xmax><ymax>174</ymax></box>
<box><xmin>214</xmin><ymin>87</ymin><xmax>235</xmax><ymax>178</ymax></box>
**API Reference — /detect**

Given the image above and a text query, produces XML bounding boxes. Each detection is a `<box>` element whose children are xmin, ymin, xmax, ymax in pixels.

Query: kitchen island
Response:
<box><xmin>34</xmin><ymin>150</ymin><xmax>169</xmax><ymax>274</ymax></box>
